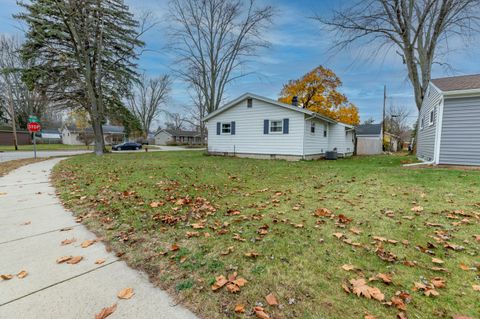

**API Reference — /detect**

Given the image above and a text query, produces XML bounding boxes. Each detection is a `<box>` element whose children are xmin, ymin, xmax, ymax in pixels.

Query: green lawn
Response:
<box><xmin>52</xmin><ymin>152</ymin><xmax>480</xmax><ymax>319</ymax></box>
<box><xmin>0</xmin><ymin>144</ymin><xmax>92</xmax><ymax>151</ymax></box>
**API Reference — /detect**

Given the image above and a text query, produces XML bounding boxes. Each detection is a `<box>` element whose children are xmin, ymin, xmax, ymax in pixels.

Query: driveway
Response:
<box><xmin>0</xmin><ymin>159</ymin><xmax>197</xmax><ymax>318</ymax></box>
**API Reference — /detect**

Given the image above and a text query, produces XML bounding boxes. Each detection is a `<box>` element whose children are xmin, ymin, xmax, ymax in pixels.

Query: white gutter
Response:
<box><xmin>403</xmin><ymin>160</ymin><xmax>434</xmax><ymax>167</ymax></box>
<box><xmin>443</xmin><ymin>88</ymin><xmax>480</xmax><ymax>96</ymax></box>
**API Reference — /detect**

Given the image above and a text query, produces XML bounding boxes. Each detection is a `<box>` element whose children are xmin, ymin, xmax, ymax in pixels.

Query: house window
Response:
<box><xmin>247</xmin><ymin>98</ymin><xmax>252</xmax><ymax>108</ymax></box>
<box><xmin>323</xmin><ymin>130</ymin><xmax>327</xmax><ymax>137</ymax></box>
<box><xmin>420</xmin><ymin>117</ymin><xmax>424</xmax><ymax>130</ymax></box>
<box><xmin>221</xmin><ymin>123</ymin><xmax>231</xmax><ymax>134</ymax></box>
<box><xmin>310</xmin><ymin>122</ymin><xmax>315</xmax><ymax>133</ymax></box>
<box><xmin>270</xmin><ymin>120</ymin><xmax>283</xmax><ymax>133</ymax></box>
<box><xmin>429</xmin><ymin>110</ymin><xmax>434</xmax><ymax>126</ymax></box>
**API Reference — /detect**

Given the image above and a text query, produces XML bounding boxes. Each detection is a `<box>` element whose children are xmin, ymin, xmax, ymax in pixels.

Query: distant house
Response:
<box><xmin>355</xmin><ymin>124</ymin><xmax>383</xmax><ymax>155</ymax></box>
<box><xmin>40</xmin><ymin>129</ymin><xmax>62</xmax><ymax>143</ymax></box>
<box><xmin>61</xmin><ymin>124</ymin><xmax>125</xmax><ymax>145</ymax></box>
<box><xmin>202</xmin><ymin>93</ymin><xmax>355</xmax><ymax>160</ymax></box>
<box><xmin>154</xmin><ymin>129</ymin><xmax>203</xmax><ymax>145</ymax></box>
<box><xmin>417</xmin><ymin>74</ymin><xmax>480</xmax><ymax>165</ymax></box>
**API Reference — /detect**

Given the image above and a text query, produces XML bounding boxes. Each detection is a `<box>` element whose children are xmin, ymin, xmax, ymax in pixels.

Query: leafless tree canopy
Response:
<box><xmin>169</xmin><ymin>0</ymin><xmax>275</xmax><ymax>114</ymax></box>
<box><xmin>0</xmin><ymin>36</ymin><xmax>50</xmax><ymax>128</ymax></box>
<box><xmin>316</xmin><ymin>0</ymin><xmax>480</xmax><ymax>111</ymax></box>
<box><xmin>386</xmin><ymin>103</ymin><xmax>413</xmax><ymax>143</ymax></box>
<box><xmin>165</xmin><ymin>112</ymin><xmax>188</xmax><ymax>131</ymax></box>
<box><xmin>127</xmin><ymin>74</ymin><xmax>171</xmax><ymax>137</ymax></box>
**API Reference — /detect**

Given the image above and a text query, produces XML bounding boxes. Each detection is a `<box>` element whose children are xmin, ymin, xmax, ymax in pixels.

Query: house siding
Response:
<box><xmin>154</xmin><ymin>131</ymin><xmax>173</xmax><ymax>145</ymax></box>
<box><xmin>206</xmin><ymin>98</ymin><xmax>305</xmax><ymax>155</ymax></box>
<box><xmin>302</xmin><ymin>118</ymin><xmax>329</xmax><ymax>155</ymax></box>
<box><xmin>417</xmin><ymin>84</ymin><xmax>441</xmax><ymax>161</ymax></box>
<box><xmin>328</xmin><ymin>124</ymin><xmax>354</xmax><ymax>155</ymax></box>
<box><xmin>439</xmin><ymin>96</ymin><xmax>480</xmax><ymax>165</ymax></box>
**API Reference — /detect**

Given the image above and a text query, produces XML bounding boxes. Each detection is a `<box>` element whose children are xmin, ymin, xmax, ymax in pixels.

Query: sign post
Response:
<box><xmin>27</xmin><ymin>121</ymin><xmax>41</xmax><ymax>159</ymax></box>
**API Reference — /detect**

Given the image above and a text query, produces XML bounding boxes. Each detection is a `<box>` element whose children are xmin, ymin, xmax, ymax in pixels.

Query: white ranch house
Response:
<box><xmin>417</xmin><ymin>74</ymin><xmax>480</xmax><ymax>166</ymax></box>
<box><xmin>203</xmin><ymin>93</ymin><xmax>355</xmax><ymax>160</ymax></box>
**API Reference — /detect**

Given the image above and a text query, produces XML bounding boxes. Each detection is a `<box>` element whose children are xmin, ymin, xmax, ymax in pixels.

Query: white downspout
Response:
<box><xmin>433</xmin><ymin>97</ymin><xmax>444</xmax><ymax>164</ymax></box>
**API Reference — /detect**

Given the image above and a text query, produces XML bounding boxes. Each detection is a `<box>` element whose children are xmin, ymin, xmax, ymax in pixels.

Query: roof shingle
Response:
<box><xmin>431</xmin><ymin>74</ymin><xmax>480</xmax><ymax>92</ymax></box>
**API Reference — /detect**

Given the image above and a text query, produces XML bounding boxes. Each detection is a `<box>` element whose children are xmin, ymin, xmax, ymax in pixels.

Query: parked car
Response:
<box><xmin>112</xmin><ymin>142</ymin><xmax>142</xmax><ymax>151</ymax></box>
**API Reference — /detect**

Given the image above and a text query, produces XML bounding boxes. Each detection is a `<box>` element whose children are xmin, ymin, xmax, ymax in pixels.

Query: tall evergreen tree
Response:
<box><xmin>17</xmin><ymin>0</ymin><xmax>144</xmax><ymax>154</ymax></box>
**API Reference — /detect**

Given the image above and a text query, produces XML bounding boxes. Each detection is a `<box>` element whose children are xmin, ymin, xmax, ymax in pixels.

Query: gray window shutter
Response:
<box><xmin>283</xmin><ymin>118</ymin><xmax>289</xmax><ymax>134</ymax></box>
<box><xmin>264</xmin><ymin>120</ymin><xmax>269</xmax><ymax>134</ymax></box>
<box><xmin>231</xmin><ymin>121</ymin><xmax>236</xmax><ymax>135</ymax></box>
<box><xmin>216</xmin><ymin>122</ymin><xmax>220</xmax><ymax>135</ymax></box>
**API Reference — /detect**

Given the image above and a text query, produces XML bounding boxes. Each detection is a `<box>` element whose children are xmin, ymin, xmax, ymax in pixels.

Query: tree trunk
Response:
<box><xmin>90</xmin><ymin>110</ymin><xmax>105</xmax><ymax>155</ymax></box>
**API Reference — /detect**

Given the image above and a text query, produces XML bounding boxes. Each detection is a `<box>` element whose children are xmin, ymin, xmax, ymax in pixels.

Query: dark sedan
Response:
<box><xmin>112</xmin><ymin>142</ymin><xmax>142</xmax><ymax>151</ymax></box>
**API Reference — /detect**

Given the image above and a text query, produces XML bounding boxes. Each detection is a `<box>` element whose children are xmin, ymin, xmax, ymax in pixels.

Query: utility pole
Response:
<box><xmin>382</xmin><ymin>85</ymin><xmax>386</xmax><ymax>151</ymax></box>
<box><xmin>7</xmin><ymin>84</ymin><xmax>18</xmax><ymax>150</ymax></box>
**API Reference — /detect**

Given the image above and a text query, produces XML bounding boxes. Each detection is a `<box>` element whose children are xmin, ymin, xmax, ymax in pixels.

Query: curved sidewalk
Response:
<box><xmin>0</xmin><ymin>158</ymin><xmax>197</xmax><ymax>319</ymax></box>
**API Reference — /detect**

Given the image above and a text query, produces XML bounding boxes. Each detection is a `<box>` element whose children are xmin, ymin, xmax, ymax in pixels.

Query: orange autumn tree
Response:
<box><xmin>278</xmin><ymin>66</ymin><xmax>360</xmax><ymax>125</ymax></box>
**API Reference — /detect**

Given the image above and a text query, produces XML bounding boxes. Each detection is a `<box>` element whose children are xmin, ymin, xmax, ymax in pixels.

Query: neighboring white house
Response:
<box><xmin>154</xmin><ymin>129</ymin><xmax>203</xmax><ymax>145</ymax></box>
<box><xmin>203</xmin><ymin>93</ymin><xmax>355</xmax><ymax>160</ymax></box>
<box><xmin>61</xmin><ymin>124</ymin><xmax>125</xmax><ymax>145</ymax></box>
<box><xmin>417</xmin><ymin>74</ymin><xmax>480</xmax><ymax>166</ymax></box>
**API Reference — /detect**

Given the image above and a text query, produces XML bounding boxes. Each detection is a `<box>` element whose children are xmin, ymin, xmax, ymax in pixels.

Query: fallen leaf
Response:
<box><xmin>459</xmin><ymin>263</ymin><xmax>470</xmax><ymax>271</ymax></box>
<box><xmin>220</xmin><ymin>246</ymin><xmax>234</xmax><ymax>256</ymax></box>
<box><xmin>374</xmin><ymin>273</ymin><xmax>393</xmax><ymax>284</ymax></box>
<box><xmin>59</xmin><ymin>227</ymin><xmax>73</xmax><ymax>231</ymax></box>
<box><xmin>95</xmin><ymin>303</ymin><xmax>117</xmax><ymax>319</ymax></box>
<box><xmin>265</xmin><ymin>293</ymin><xmax>279</xmax><ymax>306</ymax></box>
<box><xmin>349</xmin><ymin>227</ymin><xmax>362</xmax><ymax>235</ymax></box>
<box><xmin>341</xmin><ymin>264</ymin><xmax>355</xmax><ymax>271</ymax></box>
<box><xmin>211</xmin><ymin>275</ymin><xmax>228</xmax><ymax>291</ymax></box>
<box><xmin>333</xmin><ymin>232</ymin><xmax>344</xmax><ymax>239</ymax></box>
<box><xmin>170</xmin><ymin>244</ymin><xmax>180</xmax><ymax>251</ymax></box>
<box><xmin>61</xmin><ymin>238</ymin><xmax>76</xmax><ymax>246</ymax></box>
<box><xmin>365</xmin><ymin>314</ymin><xmax>378</xmax><ymax>319</ymax></box>
<box><xmin>473</xmin><ymin>285</ymin><xmax>480</xmax><ymax>291</ymax></box>
<box><xmin>56</xmin><ymin>256</ymin><xmax>73</xmax><ymax>264</ymax></box>
<box><xmin>411</xmin><ymin>206</ymin><xmax>424</xmax><ymax>212</ymax></box>
<box><xmin>66</xmin><ymin>256</ymin><xmax>83</xmax><ymax>264</ymax></box>
<box><xmin>432</xmin><ymin>258</ymin><xmax>444</xmax><ymax>264</ymax></box>
<box><xmin>391</xmin><ymin>296</ymin><xmax>407</xmax><ymax>311</ymax></box>
<box><xmin>1</xmin><ymin>274</ymin><xmax>13</xmax><ymax>280</ymax></box>
<box><xmin>17</xmin><ymin>270</ymin><xmax>28</xmax><ymax>279</ymax></box>
<box><xmin>234</xmin><ymin>304</ymin><xmax>245</xmax><ymax>313</ymax></box>
<box><xmin>253</xmin><ymin>306</ymin><xmax>270</xmax><ymax>319</ymax></box>
<box><xmin>117</xmin><ymin>287</ymin><xmax>134</xmax><ymax>299</ymax></box>
<box><xmin>245</xmin><ymin>252</ymin><xmax>260</xmax><ymax>258</ymax></box>
<box><xmin>226</xmin><ymin>283</ymin><xmax>240</xmax><ymax>293</ymax></box>
<box><xmin>349</xmin><ymin>278</ymin><xmax>385</xmax><ymax>301</ymax></box>
<box><xmin>81</xmin><ymin>240</ymin><xmax>96</xmax><ymax>248</ymax></box>
<box><xmin>22</xmin><ymin>221</ymin><xmax>31</xmax><ymax>225</ymax></box>
<box><xmin>233</xmin><ymin>277</ymin><xmax>248</xmax><ymax>287</ymax></box>
<box><xmin>431</xmin><ymin>277</ymin><xmax>446</xmax><ymax>289</ymax></box>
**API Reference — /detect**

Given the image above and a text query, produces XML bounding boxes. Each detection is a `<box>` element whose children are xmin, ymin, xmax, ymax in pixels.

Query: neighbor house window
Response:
<box><xmin>429</xmin><ymin>110</ymin><xmax>434</xmax><ymax>125</ymax></box>
<box><xmin>323</xmin><ymin>130</ymin><xmax>327</xmax><ymax>137</ymax></box>
<box><xmin>420</xmin><ymin>118</ymin><xmax>424</xmax><ymax>130</ymax></box>
<box><xmin>221</xmin><ymin>123</ymin><xmax>231</xmax><ymax>134</ymax></box>
<box><xmin>270</xmin><ymin>120</ymin><xmax>283</xmax><ymax>133</ymax></box>
<box><xmin>247</xmin><ymin>98</ymin><xmax>253</xmax><ymax>108</ymax></box>
<box><xmin>310</xmin><ymin>122</ymin><xmax>315</xmax><ymax>133</ymax></box>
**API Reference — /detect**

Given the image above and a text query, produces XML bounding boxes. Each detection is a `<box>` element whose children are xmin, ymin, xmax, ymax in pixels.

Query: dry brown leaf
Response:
<box><xmin>95</xmin><ymin>258</ymin><xmax>106</xmax><ymax>265</ymax></box>
<box><xmin>341</xmin><ymin>264</ymin><xmax>355</xmax><ymax>271</ymax></box>
<box><xmin>254</xmin><ymin>306</ymin><xmax>270</xmax><ymax>319</ymax></box>
<box><xmin>81</xmin><ymin>239</ymin><xmax>96</xmax><ymax>248</ymax></box>
<box><xmin>350</xmin><ymin>278</ymin><xmax>385</xmax><ymax>301</ymax></box>
<box><xmin>117</xmin><ymin>287</ymin><xmax>134</xmax><ymax>299</ymax></box>
<box><xmin>56</xmin><ymin>256</ymin><xmax>73</xmax><ymax>264</ymax></box>
<box><xmin>432</xmin><ymin>258</ymin><xmax>444</xmax><ymax>264</ymax></box>
<box><xmin>375</xmin><ymin>273</ymin><xmax>393</xmax><ymax>284</ymax></box>
<box><xmin>472</xmin><ymin>285</ymin><xmax>480</xmax><ymax>291</ymax></box>
<box><xmin>411</xmin><ymin>206</ymin><xmax>424</xmax><ymax>212</ymax></box>
<box><xmin>349</xmin><ymin>227</ymin><xmax>362</xmax><ymax>235</ymax></box>
<box><xmin>226</xmin><ymin>283</ymin><xmax>240</xmax><ymax>293</ymax></box>
<box><xmin>391</xmin><ymin>296</ymin><xmax>407</xmax><ymax>311</ymax></box>
<box><xmin>233</xmin><ymin>277</ymin><xmax>248</xmax><ymax>287</ymax></box>
<box><xmin>95</xmin><ymin>303</ymin><xmax>117</xmax><ymax>319</ymax></box>
<box><xmin>17</xmin><ymin>270</ymin><xmax>28</xmax><ymax>279</ymax></box>
<box><xmin>61</xmin><ymin>238</ymin><xmax>76</xmax><ymax>246</ymax></box>
<box><xmin>1</xmin><ymin>274</ymin><xmax>13</xmax><ymax>280</ymax></box>
<box><xmin>234</xmin><ymin>304</ymin><xmax>245</xmax><ymax>313</ymax></box>
<box><xmin>244</xmin><ymin>252</ymin><xmax>260</xmax><ymax>258</ymax></box>
<box><xmin>170</xmin><ymin>244</ymin><xmax>180</xmax><ymax>251</ymax></box>
<box><xmin>66</xmin><ymin>256</ymin><xmax>83</xmax><ymax>264</ymax></box>
<box><xmin>397</xmin><ymin>312</ymin><xmax>408</xmax><ymax>319</ymax></box>
<box><xmin>364</xmin><ymin>314</ymin><xmax>378</xmax><ymax>319</ymax></box>
<box><xmin>211</xmin><ymin>275</ymin><xmax>228</xmax><ymax>291</ymax></box>
<box><xmin>265</xmin><ymin>293</ymin><xmax>278</xmax><ymax>306</ymax></box>
<box><xmin>459</xmin><ymin>263</ymin><xmax>470</xmax><ymax>271</ymax></box>
<box><xmin>431</xmin><ymin>277</ymin><xmax>446</xmax><ymax>289</ymax></box>
<box><xmin>333</xmin><ymin>232</ymin><xmax>344</xmax><ymax>239</ymax></box>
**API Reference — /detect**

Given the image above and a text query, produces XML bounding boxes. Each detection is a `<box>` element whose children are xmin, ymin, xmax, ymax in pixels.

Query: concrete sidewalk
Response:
<box><xmin>0</xmin><ymin>159</ymin><xmax>198</xmax><ymax>319</ymax></box>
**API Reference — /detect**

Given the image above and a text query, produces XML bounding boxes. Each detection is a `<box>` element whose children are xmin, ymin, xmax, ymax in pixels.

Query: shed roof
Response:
<box><xmin>431</xmin><ymin>74</ymin><xmax>480</xmax><ymax>92</ymax></box>
<box><xmin>355</xmin><ymin>124</ymin><xmax>382</xmax><ymax>136</ymax></box>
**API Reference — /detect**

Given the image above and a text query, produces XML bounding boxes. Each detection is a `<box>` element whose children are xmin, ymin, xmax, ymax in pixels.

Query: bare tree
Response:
<box><xmin>385</xmin><ymin>104</ymin><xmax>413</xmax><ymax>145</ymax></box>
<box><xmin>362</xmin><ymin>117</ymin><xmax>376</xmax><ymax>125</ymax></box>
<box><xmin>169</xmin><ymin>0</ymin><xmax>275</xmax><ymax>114</ymax></box>
<box><xmin>127</xmin><ymin>73</ymin><xmax>171</xmax><ymax>137</ymax></box>
<box><xmin>0</xmin><ymin>36</ymin><xmax>49</xmax><ymax>129</ymax></box>
<box><xmin>165</xmin><ymin>112</ymin><xmax>188</xmax><ymax>131</ymax></box>
<box><xmin>316</xmin><ymin>0</ymin><xmax>480</xmax><ymax>111</ymax></box>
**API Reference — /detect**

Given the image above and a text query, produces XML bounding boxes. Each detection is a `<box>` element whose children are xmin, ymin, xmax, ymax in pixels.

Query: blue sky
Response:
<box><xmin>2</xmin><ymin>0</ymin><xmax>479</xmax><ymax>126</ymax></box>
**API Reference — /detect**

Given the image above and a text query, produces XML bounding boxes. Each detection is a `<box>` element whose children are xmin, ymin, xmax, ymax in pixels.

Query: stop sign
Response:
<box><xmin>28</xmin><ymin>122</ymin><xmax>41</xmax><ymax>132</ymax></box>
